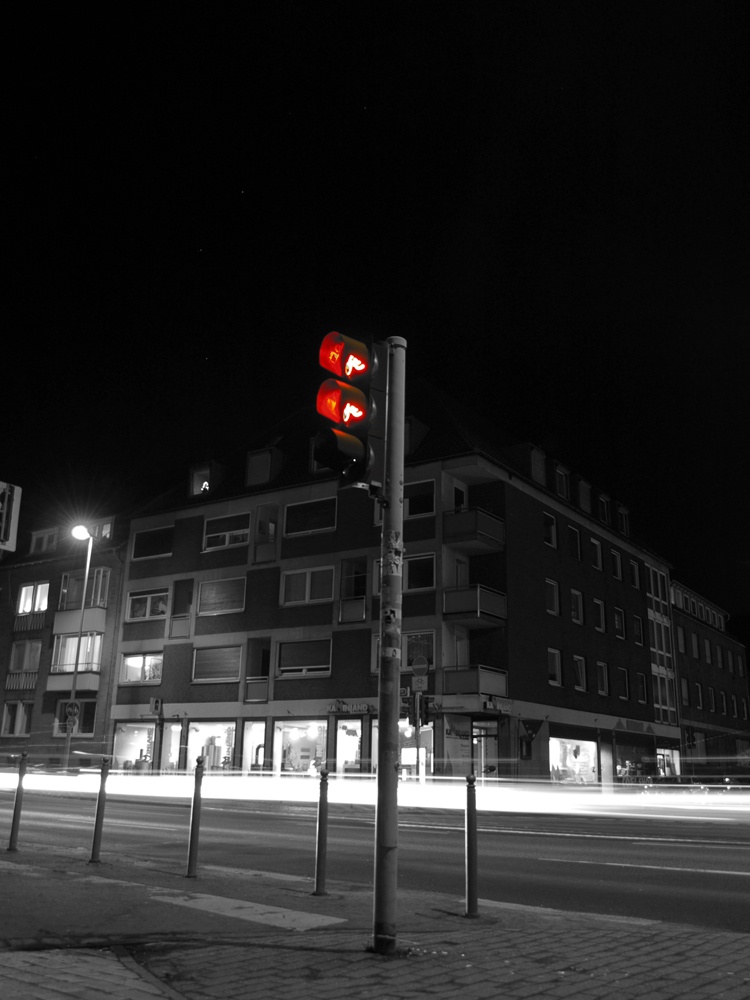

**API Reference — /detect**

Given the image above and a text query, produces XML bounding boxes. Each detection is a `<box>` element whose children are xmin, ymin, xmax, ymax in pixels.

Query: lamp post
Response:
<box><xmin>61</xmin><ymin>525</ymin><xmax>93</xmax><ymax>771</ymax></box>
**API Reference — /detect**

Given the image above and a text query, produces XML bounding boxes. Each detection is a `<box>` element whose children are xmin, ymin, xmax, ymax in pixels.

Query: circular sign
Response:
<box><xmin>66</xmin><ymin>702</ymin><xmax>80</xmax><ymax>718</ymax></box>
<box><xmin>411</xmin><ymin>655</ymin><xmax>429</xmax><ymax>677</ymax></box>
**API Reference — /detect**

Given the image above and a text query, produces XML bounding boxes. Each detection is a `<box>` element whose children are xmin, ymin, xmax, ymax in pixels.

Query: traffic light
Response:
<box><xmin>314</xmin><ymin>332</ymin><xmax>385</xmax><ymax>489</ymax></box>
<box><xmin>418</xmin><ymin>694</ymin><xmax>431</xmax><ymax>727</ymax></box>
<box><xmin>399</xmin><ymin>689</ymin><xmax>413</xmax><ymax>723</ymax></box>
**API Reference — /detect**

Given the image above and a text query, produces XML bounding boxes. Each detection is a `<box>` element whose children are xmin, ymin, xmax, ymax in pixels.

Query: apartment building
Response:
<box><xmin>671</xmin><ymin>582</ymin><xmax>749</xmax><ymax>778</ymax></box>
<box><xmin>0</xmin><ymin>516</ymin><xmax>126</xmax><ymax>764</ymax></box>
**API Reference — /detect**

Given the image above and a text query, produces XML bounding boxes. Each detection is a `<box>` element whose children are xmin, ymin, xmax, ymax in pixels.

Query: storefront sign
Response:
<box><xmin>327</xmin><ymin>701</ymin><xmax>371</xmax><ymax>714</ymax></box>
<box><xmin>483</xmin><ymin>698</ymin><xmax>513</xmax><ymax>714</ymax></box>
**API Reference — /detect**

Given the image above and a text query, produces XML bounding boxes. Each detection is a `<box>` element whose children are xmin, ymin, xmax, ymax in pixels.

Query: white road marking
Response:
<box><xmin>538</xmin><ymin>857</ymin><xmax>750</xmax><ymax>876</ymax></box>
<box><xmin>150</xmin><ymin>892</ymin><xmax>348</xmax><ymax>930</ymax></box>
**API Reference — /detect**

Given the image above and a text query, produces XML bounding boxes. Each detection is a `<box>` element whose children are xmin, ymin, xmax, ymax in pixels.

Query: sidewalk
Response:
<box><xmin>1</xmin><ymin>843</ymin><xmax>748</xmax><ymax>1000</ymax></box>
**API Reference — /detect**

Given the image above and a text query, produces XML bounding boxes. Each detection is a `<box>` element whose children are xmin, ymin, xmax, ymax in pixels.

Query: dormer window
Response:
<box><xmin>30</xmin><ymin>527</ymin><xmax>58</xmax><ymax>554</ymax></box>
<box><xmin>189</xmin><ymin>461</ymin><xmax>224</xmax><ymax>497</ymax></box>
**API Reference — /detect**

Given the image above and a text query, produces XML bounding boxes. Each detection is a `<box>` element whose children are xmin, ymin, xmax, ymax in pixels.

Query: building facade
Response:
<box><xmin>0</xmin><ymin>517</ymin><xmax>126</xmax><ymax>766</ymax></box>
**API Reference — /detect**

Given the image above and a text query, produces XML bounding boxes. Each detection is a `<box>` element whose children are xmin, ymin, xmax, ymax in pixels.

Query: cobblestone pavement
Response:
<box><xmin>1</xmin><ymin>845</ymin><xmax>748</xmax><ymax>999</ymax></box>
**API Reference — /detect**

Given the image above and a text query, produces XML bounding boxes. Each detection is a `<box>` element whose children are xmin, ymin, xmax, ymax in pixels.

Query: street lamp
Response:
<box><xmin>61</xmin><ymin>525</ymin><xmax>93</xmax><ymax>770</ymax></box>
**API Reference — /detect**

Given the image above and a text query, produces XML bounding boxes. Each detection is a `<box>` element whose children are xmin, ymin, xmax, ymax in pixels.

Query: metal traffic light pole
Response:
<box><xmin>372</xmin><ymin>336</ymin><xmax>407</xmax><ymax>956</ymax></box>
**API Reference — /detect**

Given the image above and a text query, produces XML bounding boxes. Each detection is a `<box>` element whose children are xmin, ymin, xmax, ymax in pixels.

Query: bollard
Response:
<box><xmin>313</xmin><ymin>769</ymin><xmax>330</xmax><ymax>896</ymax></box>
<box><xmin>89</xmin><ymin>757</ymin><xmax>111</xmax><ymax>864</ymax></box>
<box><xmin>7</xmin><ymin>752</ymin><xmax>28</xmax><ymax>852</ymax></box>
<box><xmin>186</xmin><ymin>756</ymin><xmax>205</xmax><ymax>878</ymax></box>
<box><xmin>465</xmin><ymin>772</ymin><xmax>479</xmax><ymax>917</ymax></box>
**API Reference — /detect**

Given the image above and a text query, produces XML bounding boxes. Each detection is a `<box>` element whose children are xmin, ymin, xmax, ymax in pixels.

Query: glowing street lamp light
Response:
<box><xmin>61</xmin><ymin>525</ymin><xmax>93</xmax><ymax>771</ymax></box>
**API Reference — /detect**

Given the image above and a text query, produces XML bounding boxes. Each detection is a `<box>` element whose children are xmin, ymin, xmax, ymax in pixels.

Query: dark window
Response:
<box><xmin>198</xmin><ymin>578</ymin><xmax>246</xmax><ymax>615</ymax></box>
<box><xmin>285</xmin><ymin>498</ymin><xmax>336</xmax><ymax>535</ymax></box>
<box><xmin>405</xmin><ymin>481</ymin><xmax>435</xmax><ymax>517</ymax></box>
<box><xmin>193</xmin><ymin>647</ymin><xmax>241</xmax><ymax>682</ymax></box>
<box><xmin>133</xmin><ymin>526</ymin><xmax>174</xmax><ymax>560</ymax></box>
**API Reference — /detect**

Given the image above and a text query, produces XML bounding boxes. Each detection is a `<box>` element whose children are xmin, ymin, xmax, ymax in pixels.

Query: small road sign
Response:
<box><xmin>411</xmin><ymin>675</ymin><xmax>428</xmax><ymax>692</ymax></box>
<box><xmin>66</xmin><ymin>702</ymin><xmax>80</xmax><ymax>719</ymax></box>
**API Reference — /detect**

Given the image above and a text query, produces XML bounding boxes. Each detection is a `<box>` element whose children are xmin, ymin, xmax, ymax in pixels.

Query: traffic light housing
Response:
<box><xmin>314</xmin><ymin>332</ymin><xmax>385</xmax><ymax>490</ymax></box>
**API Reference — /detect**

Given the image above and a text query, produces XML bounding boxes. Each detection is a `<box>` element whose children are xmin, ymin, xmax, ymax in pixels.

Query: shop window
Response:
<box><xmin>549</xmin><ymin>736</ymin><xmax>597</xmax><ymax>784</ymax></box>
<box><xmin>273</xmin><ymin>719</ymin><xmax>327</xmax><ymax>775</ymax></box>
<box><xmin>187</xmin><ymin>721</ymin><xmax>236</xmax><ymax>771</ymax></box>
<box><xmin>113</xmin><ymin>722</ymin><xmax>157</xmax><ymax>771</ymax></box>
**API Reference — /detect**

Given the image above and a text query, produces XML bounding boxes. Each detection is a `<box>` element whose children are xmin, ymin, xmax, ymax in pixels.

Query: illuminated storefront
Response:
<box><xmin>186</xmin><ymin>720</ymin><xmax>236</xmax><ymax>771</ymax></box>
<box><xmin>549</xmin><ymin>735</ymin><xmax>598</xmax><ymax>784</ymax></box>
<box><xmin>113</xmin><ymin>722</ymin><xmax>156</xmax><ymax>771</ymax></box>
<box><xmin>272</xmin><ymin>719</ymin><xmax>327</xmax><ymax>775</ymax></box>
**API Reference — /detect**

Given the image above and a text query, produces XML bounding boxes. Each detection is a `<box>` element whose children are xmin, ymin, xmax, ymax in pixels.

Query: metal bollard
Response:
<box><xmin>7</xmin><ymin>752</ymin><xmax>28</xmax><ymax>852</ymax></box>
<box><xmin>313</xmin><ymin>769</ymin><xmax>330</xmax><ymax>896</ymax></box>
<box><xmin>186</xmin><ymin>756</ymin><xmax>205</xmax><ymax>878</ymax></box>
<box><xmin>89</xmin><ymin>757</ymin><xmax>111</xmax><ymax>864</ymax></box>
<box><xmin>465</xmin><ymin>772</ymin><xmax>479</xmax><ymax>917</ymax></box>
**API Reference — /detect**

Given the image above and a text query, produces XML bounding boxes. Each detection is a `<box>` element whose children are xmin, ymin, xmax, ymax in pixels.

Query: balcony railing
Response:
<box><xmin>245</xmin><ymin>677</ymin><xmax>269</xmax><ymax>703</ymax></box>
<box><xmin>5</xmin><ymin>671</ymin><xmax>38</xmax><ymax>691</ymax></box>
<box><xmin>339</xmin><ymin>597</ymin><xmax>366</xmax><ymax>623</ymax></box>
<box><xmin>46</xmin><ymin>671</ymin><xmax>100</xmax><ymax>692</ymax></box>
<box><xmin>443</xmin><ymin>507</ymin><xmax>505</xmax><ymax>552</ymax></box>
<box><xmin>443</xmin><ymin>664</ymin><xmax>509</xmax><ymax>698</ymax></box>
<box><xmin>443</xmin><ymin>585</ymin><xmax>507</xmax><ymax>625</ymax></box>
<box><xmin>13</xmin><ymin>612</ymin><xmax>47</xmax><ymax>632</ymax></box>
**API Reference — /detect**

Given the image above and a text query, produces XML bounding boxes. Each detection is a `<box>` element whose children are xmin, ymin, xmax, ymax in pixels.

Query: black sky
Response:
<box><xmin>5</xmin><ymin>4</ymin><xmax>749</xmax><ymax>629</ymax></box>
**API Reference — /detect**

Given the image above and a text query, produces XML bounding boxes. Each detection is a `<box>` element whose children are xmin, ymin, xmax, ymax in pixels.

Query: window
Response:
<box><xmin>89</xmin><ymin>519</ymin><xmax>113</xmax><ymax>541</ymax></box>
<box><xmin>281</xmin><ymin>567</ymin><xmax>334</xmax><ymax>605</ymax></box>
<box><xmin>618</xmin><ymin>507</ymin><xmax>630</xmax><ymax>536</ymax></box>
<box><xmin>598</xmin><ymin>495</ymin><xmax>611</xmax><ymax>524</ymax></box>
<box><xmin>704</xmin><ymin>639</ymin><xmax>712</xmax><ymax>664</ymax></box>
<box><xmin>543</xmin><ymin>512</ymin><xmax>557</xmax><ymax>547</ymax></box>
<box><xmin>715</xmin><ymin>645</ymin><xmax>723</xmax><ymax>670</ymax></box>
<box><xmin>708</xmin><ymin>687</ymin><xmax>716</xmax><ymax>712</ymax></box>
<box><xmin>695</xmin><ymin>683</ymin><xmax>703</xmax><ymax>709</ymax></box>
<box><xmin>556</xmin><ymin>465</ymin><xmax>569</xmax><ymax>499</ymax></box>
<box><xmin>30</xmin><ymin>528</ymin><xmax>58</xmax><ymax>553</ymax></box>
<box><xmin>203</xmin><ymin>513</ymin><xmax>250</xmax><ymax>550</ymax></box>
<box><xmin>371</xmin><ymin>631</ymin><xmax>435</xmax><ymax>673</ymax></box>
<box><xmin>720</xmin><ymin>692</ymin><xmax>727</xmax><ymax>715</ymax></box>
<box><xmin>578</xmin><ymin>480</ymin><xmax>591</xmax><ymax>512</ymax></box>
<box><xmin>633</xmin><ymin>616</ymin><xmax>644</xmax><ymax>645</ymax></box>
<box><xmin>375</xmin><ymin>554</ymin><xmax>435</xmax><ymax>592</ymax></box>
<box><xmin>614</xmin><ymin>607</ymin><xmax>625</xmax><ymax>639</ymax></box>
<box><xmin>742</xmin><ymin>698</ymin><xmax>748</xmax><ymax>721</ymax></box>
<box><xmin>731</xmin><ymin>695</ymin><xmax>738</xmax><ymax>718</ymax></box>
<box><xmin>341</xmin><ymin>557</ymin><xmax>367</xmax><ymax>599</ymax></box>
<box><xmin>54</xmin><ymin>700</ymin><xmax>96</xmax><ymax>737</ymax></box>
<box><xmin>591</xmin><ymin>538</ymin><xmax>602</xmax><ymax>570</ymax></box>
<box><xmin>727</xmin><ymin>650</ymin><xmax>734</xmax><ymax>674</ymax></box>
<box><xmin>10</xmin><ymin>640</ymin><xmax>42</xmax><ymax>673</ymax></box>
<box><xmin>680</xmin><ymin>677</ymin><xmax>689</xmax><ymax>706</ymax></box>
<box><xmin>545</xmin><ymin>579</ymin><xmax>559</xmax><ymax>615</ymax></box>
<box><xmin>197</xmin><ymin>578</ymin><xmax>246</xmax><ymax>616</ymax></box>
<box><xmin>652</xmin><ymin>674</ymin><xmax>675</xmax><ymax>723</ymax></box>
<box><xmin>571</xmin><ymin>590</ymin><xmax>583</xmax><ymax>624</ymax></box>
<box><xmin>1</xmin><ymin>702</ymin><xmax>33</xmax><ymax>737</ymax></box>
<box><xmin>611</xmin><ymin>550</ymin><xmax>622</xmax><ymax>580</ymax></box>
<box><xmin>121</xmin><ymin>653</ymin><xmax>163</xmax><ymax>684</ymax></box>
<box><xmin>59</xmin><ymin>568</ymin><xmax>110</xmax><ymax>610</ymax></box>
<box><xmin>193</xmin><ymin>646</ymin><xmax>242</xmax><ymax>682</ymax></box>
<box><xmin>133</xmin><ymin>526</ymin><xmax>174</xmax><ymax>560</ymax></box>
<box><xmin>567</xmin><ymin>526</ymin><xmax>581</xmax><ymax>560</ymax></box>
<box><xmin>404</xmin><ymin>480</ymin><xmax>435</xmax><ymax>517</ymax></box>
<box><xmin>597</xmin><ymin>662</ymin><xmax>609</xmax><ymax>695</ymax></box>
<box><xmin>637</xmin><ymin>673</ymin><xmax>648</xmax><ymax>703</ymax></box>
<box><xmin>52</xmin><ymin>633</ymin><xmax>102</xmax><ymax>672</ymax></box>
<box><xmin>284</xmin><ymin>497</ymin><xmax>336</xmax><ymax>536</ymax></box>
<box><xmin>573</xmin><ymin>655</ymin><xmax>586</xmax><ymax>690</ymax></box>
<box><xmin>677</xmin><ymin>626</ymin><xmax>685</xmax><ymax>654</ymax></box>
<box><xmin>128</xmin><ymin>590</ymin><xmax>169</xmax><ymax>620</ymax></box>
<box><xmin>548</xmin><ymin>648</ymin><xmax>562</xmax><ymax>686</ymax></box>
<box><xmin>691</xmin><ymin>632</ymin><xmax>699</xmax><ymax>659</ymax></box>
<box><xmin>278</xmin><ymin>639</ymin><xmax>331</xmax><ymax>678</ymax></box>
<box><xmin>17</xmin><ymin>582</ymin><xmax>49</xmax><ymax>614</ymax></box>
<box><xmin>629</xmin><ymin>560</ymin><xmax>640</xmax><ymax>589</ymax></box>
<box><xmin>594</xmin><ymin>599</ymin><xmax>605</xmax><ymax>632</ymax></box>
<box><xmin>618</xmin><ymin>667</ymin><xmax>629</xmax><ymax>699</ymax></box>
<box><xmin>739</xmin><ymin>655</ymin><xmax>745</xmax><ymax>678</ymax></box>
<box><xmin>698</xmin><ymin>604</ymin><xmax>705</xmax><ymax>621</ymax></box>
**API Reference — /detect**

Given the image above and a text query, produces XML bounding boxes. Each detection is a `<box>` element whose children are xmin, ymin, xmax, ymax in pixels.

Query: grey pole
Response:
<box><xmin>89</xmin><ymin>756</ymin><xmax>111</xmax><ymax>863</ymax></box>
<box><xmin>186</xmin><ymin>756</ymin><xmax>205</xmax><ymax>877</ymax></box>
<box><xmin>62</xmin><ymin>530</ymin><xmax>93</xmax><ymax>771</ymax></box>
<box><xmin>373</xmin><ymin>336</ymin><xmax>407</xmax><ymax>955</ymax></box>
<box><xmin>7</xmin><ymin>752</ymin><xmax>28</xmax><ymax>852</ymax></box>
<box><xmin>313</xmin><ymin>768</ymin><xmax>330</xmax><ymax>895</ymax></box>
<box><xmin>465</xmin><ymin>773</ymin><xmax>479</xmax><ymax>917</ymax></box>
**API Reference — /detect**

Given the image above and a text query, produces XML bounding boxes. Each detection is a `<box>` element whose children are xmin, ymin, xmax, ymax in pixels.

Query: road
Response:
<box><xmin>2</xmin><ymin>789</ymin><xmax>749</xmax><ymax>934</ymax></box>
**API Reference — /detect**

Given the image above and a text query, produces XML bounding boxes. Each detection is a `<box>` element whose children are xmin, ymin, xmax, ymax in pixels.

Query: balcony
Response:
<box><xmin>46</xmin><ymin>670</ymin><xmax>100</xmax><ymax>692</ymax></box>
<box><xmin>5</xmin><ymin>671</ymin><xmax>38</xmax><ymax>691</ymax></box>
<box><xmin>443</xmin><ymin>664</ymin><xmax>509</xmax><ymax>698</ymax></box>
<box><xmin>245</xmin><ymin>677</ymin><xmax>269</xmax><ymax>703</ymax></box>
<box><xmin>13</xmin><ymin>612</ymin><xmax>47</xmax><ymax>632</ymax></box>
<box><xmin>443</xmin><ymin>585</ymin><xmax>507</xmax><ymax>628</ymax></box>
<box><xmin>53</xmin><ymin>607</ymin><xmax>106</xmax><ymax>635</ymax></box>
<box><xmin>443</xmin><ymin>507</ymin><xmax>505</xmax><ymax>554</ymax></box>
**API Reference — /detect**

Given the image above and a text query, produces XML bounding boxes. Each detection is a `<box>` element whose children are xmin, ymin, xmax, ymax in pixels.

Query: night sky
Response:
<box><xmin>5</xmin><ymin>5</ymin><xmax>749</xmax><ymax>634</ymax></box>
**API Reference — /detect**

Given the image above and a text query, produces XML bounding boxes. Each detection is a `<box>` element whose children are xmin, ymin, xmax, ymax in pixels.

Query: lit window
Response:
<box><xmin>52</xmin><ymin>633</ymin><xmax>102</xmax><ymax>672</ymax></box>
<box><xmin>121</xmin><ymin>653</ymin><xmax>163</xmax><ymax>684</ymax></box>
<box><xmin>128</xmin><ymin>590</ymin><xmax>168</xmax><ymax>620</ymax></box>
<box><xmin>17</xmin><ymin>581</ymin><xmax>49</xmax><ymax>614</ymax></box>
<box><xmin>281</xmin><ymin>567</ymin><xmax>334</xmax><ymax>605</ymax></box>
